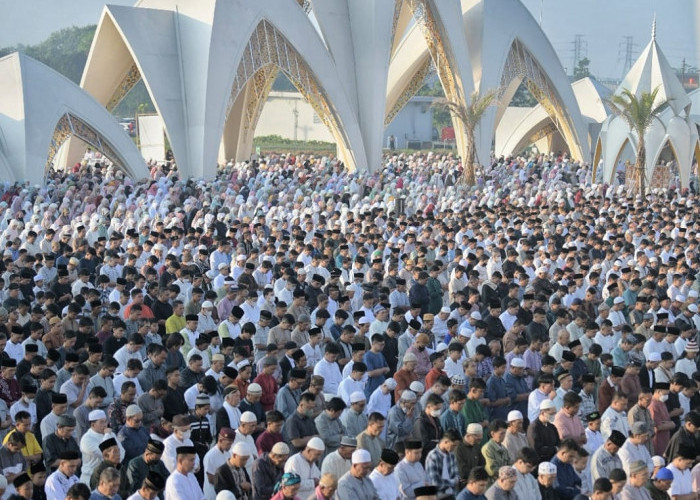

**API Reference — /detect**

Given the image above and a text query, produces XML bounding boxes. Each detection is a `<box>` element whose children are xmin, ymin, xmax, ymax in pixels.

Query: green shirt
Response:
<box><xmin>461</xmin><ymin>398</ymin><xmax>488</xmax><ymax>446</ymax></box>
<box><xmin>481</xmin><ymin>439</ymin><xmax>512</xmax><ymax>479</ymax></box>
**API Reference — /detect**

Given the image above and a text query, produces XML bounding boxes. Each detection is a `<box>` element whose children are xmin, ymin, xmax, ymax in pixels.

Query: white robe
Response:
<box><xmin>165</xmin><ymin>470</ymin><xmax>205</xmax><ymax>500</ymax></box>
<box><xmin>284</xmin><ymin>452</ymin><xmax>321</xmax><ymax>500</ymax></box>
<box><xmin>79</xmin><ymin>429</ymin><xmax>124</xmax><ymax>483</ymax></box>
<box><xmin>369</xmin><ymin>470</ymin><xmax>400</xmax><ymax>500</ymax></box>
<box><xmin>163</xmin><ymin>434</ymin><xmax>201</xmax><ymax>473</ymax></box>
<box><xmin>202</xmin><ymin>445</ymin><xmax>231</xmax><ymax>500</ymax></box>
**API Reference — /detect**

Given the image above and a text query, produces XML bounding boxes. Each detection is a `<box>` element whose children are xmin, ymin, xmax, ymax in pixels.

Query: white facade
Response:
<box><xmin>66</xmin><ymin>0</ymin><xmax>592</xmax><ymax>179</ymax></box>
<box><xmin>594</xmin><ymin>22</ymin><xmax>700</xmax><ymax>188</ymax></box>
<box><xmin>0</xmin><ymin>53</ymin><xmax>148</xmax><ymax>183</ymax></box>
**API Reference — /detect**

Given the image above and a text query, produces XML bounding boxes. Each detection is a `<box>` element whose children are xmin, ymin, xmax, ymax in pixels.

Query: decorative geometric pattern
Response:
<box><xmin>500</xmin><ymin>40</ymin><xmax>581</xmax><ymax>162</ymax></box>
<box><xmin>46</xmin><ymin>113</ymin><xmax>126</xmax><ymax>172</ymax></box>
<box><xmin>225</xmin><ymin>19</ymin><xmax>351</xmax><ymax>158</ymax></box>
<box><xmin>106</xmin><ymin>63</ymin><xmax>142</xmax><ymax>112</ymax></box>
<box><xmin>243</xmin><ymin>65</ymin><xmax>279</xmax><ymax>132</ymax></box>
<box><xmin>403</xmin><ymin>0</ymin><xmax>468</xmax><ymax>158</ymax></box>
<box><xmin>385</xmin><ymin>58</ymin><xmax>434</xmax><ymax>126</ymax></box>
<box><xmin>296</xmin><ymin>0</ymin><xmax>312</xmax><ymax>14</ymax></box>
<box><xmin>407</xmin><ymin>0</ymin><xmax>461</xmax><ymax>105</ymax></box>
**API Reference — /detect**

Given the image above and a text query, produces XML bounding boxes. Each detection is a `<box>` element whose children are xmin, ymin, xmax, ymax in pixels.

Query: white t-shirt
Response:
<box><xmin>668</xmin><ymin>464</ymin><xmax>692</xmax><ymax>495</ymax></box>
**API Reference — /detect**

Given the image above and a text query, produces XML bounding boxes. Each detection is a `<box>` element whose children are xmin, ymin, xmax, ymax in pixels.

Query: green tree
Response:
<box><xmin>573</xmin><ymin>57</ymin><xmax>591</xmax><ymax>81</ymax></box>
<box><xmin>433</xmin><ymin>89</ymin><xmax>498</xmax><ymax>185</ymax></box>
<box><xmin>605</xmin><ymin>87</ymin><xmax>667</xmax><ymax>197</ymax></box>
<box><xmin>4</xmin><ymin>25</ymin><xmax>154</xmax><ymax>118</ymax></box>
<box><xmin>22</xmin><ymin>25</ymin><xmax>97</xmax><ymax>84</ymax></box>
<box><xmin>510</xmin><ymin>82</ymin><xmax>537</xmax><ymax>107</ymax></box>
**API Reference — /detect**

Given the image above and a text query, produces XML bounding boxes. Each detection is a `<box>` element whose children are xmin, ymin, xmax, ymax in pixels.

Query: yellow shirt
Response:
<box><xmin>165</xmin><ymin>315</ymin><xmax>186</xmax><ymax>335</ymax></box>
<box><xmin>3</xmin><ymin>429</ymin><xmax>42</xmax><ymax>458</ymax></box>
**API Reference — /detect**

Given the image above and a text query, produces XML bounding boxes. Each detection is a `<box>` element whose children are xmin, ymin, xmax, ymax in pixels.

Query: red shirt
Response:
<box><xmin>425</xmin><ymin>368</ymin><xmax>447</xmax><ymax>391</ymax></box>
<box><xmin>253</xmin><ymin>373</ymin><xmax>278</xmax><ymax>412</ymax></box>
<box><xmin>649</xmin><ymin>398</ymin><xmax>671</xmax><ymax>456</ymax></box>
<box><xmin>255</xmin><ymin>430</ymin><xmax>283</xmax><ymax>455</ymax></box>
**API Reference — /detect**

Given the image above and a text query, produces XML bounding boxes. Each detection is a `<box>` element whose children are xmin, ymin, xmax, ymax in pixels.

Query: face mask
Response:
<box><xmin>304</xmin><ymin>409</ymin><xmax>314</xmax><ymax>417</ymax></box>
<box><xmin>660</xmin><ymin>394</ymin><xmax>669</xmax><ymax>403</ymax></box>
<box><xmin>430</xmin><ymin>409</ymin><xmax>441</xmax><ymax>418</ymax></box>
<box><xmin>548</xmin><ymin>414</ymin><xmax>556</xmax><ymax>424</ymax></box>
<box><xmin>418</xmin><ymin>346</ymin><xmax>426</xmax><ymax>352</ymax></box>
<box><xmin>180</xmin><ymin>430</ymin><xmax>191</xmax><ymax>441</ymax></box>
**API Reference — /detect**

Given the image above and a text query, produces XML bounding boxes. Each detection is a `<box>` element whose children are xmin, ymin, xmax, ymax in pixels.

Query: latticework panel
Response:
<box><xmin>225</xmin><ymin>19</ymin><xmax>348</xmax><ymax>150</ymax></box>
<box><xmin>47</xmin><ymin>114</ymin><xmax>73</xmax><ymax>170</ymax></box>
<box><xmin>296</xmin><ymin>0</ymin><xmax>312</xmax><ymax>14</ymax></box>
<box><xmin>46</xmin><ymin>113</ymin><xmax>126</xmax><ymax>172</ymax></box>
<box><xmin>106</xmin><ymin>63</ymin><xmax>141</xmax><ymax>112</ymax></box>
<box><xmin>500</xmin><ymin>40</ymin><xmax>581</xmax><ymax>159</ymax></box>
<box><xmin>243</xmin><ymin>66</ymin><xmax>279</xmax><ymax>132</ymax></box>
<box><xmin>385</xmin><ymin>58</ymin><xmax>434</xmax><ymax>126</ymax></box>
<box><xmin>407</xmin><ymin>0</ymin><xmax>461</xmax><ymax>104</ymax></box>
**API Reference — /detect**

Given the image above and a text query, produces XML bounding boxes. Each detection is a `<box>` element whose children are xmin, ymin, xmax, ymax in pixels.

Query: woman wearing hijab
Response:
<box><xmin>270</xmin><ymin>473</ymin><xmax>302</xmax><ymax>500</ymax></box>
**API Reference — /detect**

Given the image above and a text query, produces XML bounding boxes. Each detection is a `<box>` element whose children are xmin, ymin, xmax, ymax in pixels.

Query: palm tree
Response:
<box><xmin>433</xmin><ymin>89</ymin><xmax>498</xmax><ymax>185</ymax></box>
<box><xmin>605</xmin><ymin>87</ymin><xmax>668</xmax><ymax>197</ymax></box>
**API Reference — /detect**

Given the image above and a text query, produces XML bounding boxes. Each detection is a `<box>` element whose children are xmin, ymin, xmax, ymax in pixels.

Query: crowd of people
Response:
<box><xmin>0</xmin><ymin>150</ymin><xmax>698</xmax><ymax>500</ymax></box>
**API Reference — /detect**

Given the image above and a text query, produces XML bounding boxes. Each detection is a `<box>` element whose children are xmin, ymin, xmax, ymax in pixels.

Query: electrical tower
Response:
<box><xmin>620</xmin><ymin>36</ymin><xmax>636</xmax><ymax>80</ymax></box>
<box><xmin>572</xmin><ymin>34</ymin><xmax>587</xmax><ymax>77</ymax></box>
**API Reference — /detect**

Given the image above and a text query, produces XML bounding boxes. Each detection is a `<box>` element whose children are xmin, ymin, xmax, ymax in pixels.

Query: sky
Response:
<box><xmin>0</xmin><ymin>0</ymin><xmax>697</xmax><ymax>81</ymax></box>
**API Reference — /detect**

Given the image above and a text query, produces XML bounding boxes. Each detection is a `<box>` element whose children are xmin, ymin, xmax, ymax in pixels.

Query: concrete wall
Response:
<box><xmin>384</xmin><ymin>96</ymin><xmax>435</xmax><ymax>149</ymax></box>
<box><xmin>256</xmin><ymin>91</ymin><xmax>435</xmax><ymax>148</ymax></box>
<box><xmin>255</xmin><ymin>91</ymin><xmax>336</xmax><ymax>143</ymax></box>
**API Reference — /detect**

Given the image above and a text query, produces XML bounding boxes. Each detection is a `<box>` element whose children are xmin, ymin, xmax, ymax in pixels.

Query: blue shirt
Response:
<box><xmin>89</xmin><ymin>492</ymin><xmax>122</xmax><ymax>500</ymax></box>
<box><xmin>551</xmin><ymin>455</ymin><xmax>582</xmax><ymax>500</ymax></box>
<box><xmin>363</xmin><ymin>351</ymin><xmax>387</xmax><ymax>398</ymax></box>
<box><xmin>117</xmin><ymin>424</ymin><xmax>149</xmax><ymax>464</ymax></box>
<box><xmin>503</xmin><ymin>372</ymin><xmax>529</xmax><ymax>416</ymax></box>
<box><xmin>486</xmin><ymin>374</ymin><xmax>508</xmax><ymax>420</ymax></box>
<box><xmin>456</xmin><ymin>489</ymin><xmax>486</xmax><ymax>500</ymax></box>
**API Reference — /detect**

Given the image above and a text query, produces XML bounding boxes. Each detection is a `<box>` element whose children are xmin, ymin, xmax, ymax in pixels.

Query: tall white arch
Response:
<box><xmin>203</xmin><ymin>0</ymin><xmax>368</xmax><ymax>173</ymax></box>
<box><xmin>462</xmin><ymin>0</ymin><xmax>589</xmax><ymax>165</ymax></box>
<box><xmin>0</xmin><ymin>53</ymin><xmax>148</xmax><ymax>182</ymax></box>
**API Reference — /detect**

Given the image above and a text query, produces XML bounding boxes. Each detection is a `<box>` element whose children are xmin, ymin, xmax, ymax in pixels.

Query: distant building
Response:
<box><xmin>256</xmin><ymin>92</ymin><xmax>436</xmax><ymax>150</ymax></box>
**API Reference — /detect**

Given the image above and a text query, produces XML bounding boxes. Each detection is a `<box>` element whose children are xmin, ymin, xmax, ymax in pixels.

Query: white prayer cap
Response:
<box><xmin>271</xmin><ymin>442</ymin><xmax>290</xmax><ymax>455</ymax></box>
<box><xmin>350</xmin><ymin>391</ymin><xmax>366</xmax><ymax>403</ymax></box>
<box><xmin>466</xmin><ymin>423</ymin><xmax>483</xmax><ymax>435</ymax></box>
<box><xmin>232</xmin><ymin>442</ymin><xmax>250</xmax><ymax>456</ymax></box>
<box><xmin>351</xmin><ymin>449</ymin><xmax>371</xmax><ymax>464</ymax></box>
<box><xmin>507</xmin><ymin>410</ymin><xmax>523</xmax><ymax>422</ymax></box>
<box><xmin>409</xmin><ymin>381</ymin><xmax>424</xmax><ymax>393</ymax></box>
<box><xmin>89</xmin><ymin>410</ymin><xmax>107</xmax><ymax>421</ymax></box>
<box><xmin>539</xmin><ymin>462</ymin><xmax>557</xmax><ymax>475</ymax></box>
<box><xmin>240</xmin><ymin>411</ymin><xmax>257</xmax><ymax>423</ymax></box>
<box><xmin>307</xmin><ymin>437</ymin><xmax>325</xmax><ymax>451</ymax></box>
<box><xmin>540</xmin><ymin>400</ymin><xmax>555</xmax><ymax>411</ymax></box>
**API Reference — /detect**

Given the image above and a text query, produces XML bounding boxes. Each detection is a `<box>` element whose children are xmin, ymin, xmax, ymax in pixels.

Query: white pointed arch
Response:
<box><xmin>462</xmin><ymin>0</ymin><xmax>589</xmax><ymax>165</ymax></box>
<box><xmin>76</xmin><ymin>5</ymin><xmax>190</xmax><ymax>175</ymax></box>
<box><xmin>202</xmin><ymin>0</ymin><xmax>368</xmax><ymax>173</ymax></box>
<box><xmin>0</xmin><ymin>53</ymin><xmax>148</xmax><ymax>182</ymax></box>
<box><xmin>386</xmin><ymin>0</ymin><xmax>588</xmax><ymax>167</ymax></box>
